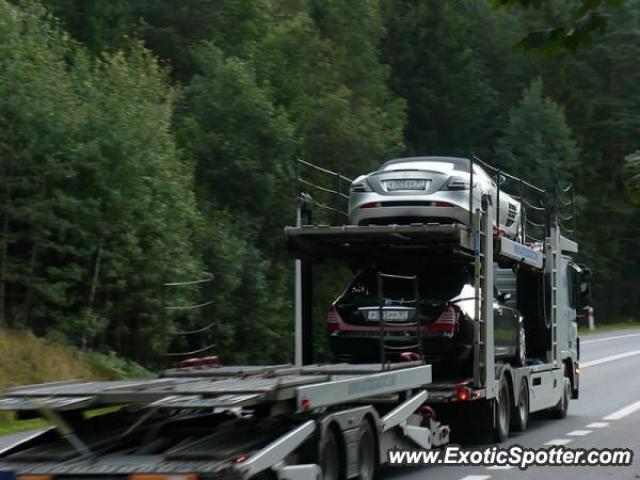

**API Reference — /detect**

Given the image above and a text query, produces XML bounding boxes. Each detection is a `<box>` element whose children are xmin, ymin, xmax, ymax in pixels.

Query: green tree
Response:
<box><xmin>0</xmin><ymin>0</ymin><xmax>82</xmax><ymax>328</ymax></box>
<box><xmin>381</xmin><ymin>0</ymin><xmax>497</xmax><ymax>154</ymax></box>
<box><xmin>66</xmin><ymin>46</ymin><xmax>202</xmax><ymax>362</ymax></box>
<box><xmin>177</xmin><ymin>43</ymin><xmax>297</xmax><ymax>363</ymax></box>
<box><xmin>43</xmin><ymin>0</ymin><xmax>136</xmax><ymax>53</ymax></box>
<box><xmin>493</xmin><ymin>0</ymin><xmax>623</xmax><ymax>53</ymax></box>
<box><xmin>497</xmin><ymin>78</ymin><xmax>578</xmax><ymax>192</ymax></box>
<box><xmin>255</xmin><ymin>0</ymin><xmax>406</xmax><ymax>176</ymax></box>
<box><xmin>0</xmin><ymin>0</ymin><xmax>202</xmax><ymax>363</ymax></box>
<box><xmin>537</xmin><ymin>0</ymin><xmax>640</xmax><ymax>320</ymax></box>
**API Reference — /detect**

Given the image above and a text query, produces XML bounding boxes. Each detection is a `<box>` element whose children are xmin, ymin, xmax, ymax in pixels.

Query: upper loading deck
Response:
<box><xmin>285</xmin><ymin>222</ymin><xmax>545</xmax><ymax>269</ymax></box>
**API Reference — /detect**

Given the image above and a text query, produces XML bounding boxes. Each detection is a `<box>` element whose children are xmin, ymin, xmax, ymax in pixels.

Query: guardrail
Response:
<box><xmin>470</xmin><ymin>154</ymin><xmax>549</xmax><ymax>246</ymax></box>
<box><xmin>555</xmin><ymin>181</ymin><xmax>577</xmax><ymax>240</ymax></box>
<box><xmin>296</xmin><ymin>159</ymin><xmax>352</xmax><ymax>225</ymax></box>
<box><xmin>295</xmin><ymin>155</ymin><xmax>575</xmax><ymax>246</ymax></box>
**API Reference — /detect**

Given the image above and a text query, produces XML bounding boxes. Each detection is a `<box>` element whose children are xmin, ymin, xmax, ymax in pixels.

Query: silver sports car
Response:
<box><xmin>348</xmin><ymin>156</ymin><xmax>523</xmax><ymax>238</ymax></box>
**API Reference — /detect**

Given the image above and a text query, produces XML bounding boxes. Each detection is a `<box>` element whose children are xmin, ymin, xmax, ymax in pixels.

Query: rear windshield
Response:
<box><xmin>344</xmin><ymin>266</ymin><xmax>470</xmax><ymax>302</ymax></box>
<box><xmin>380</xmin><ymin>157</ymin><xmax>471</xmax><ymax>173</ymax></box>
<box><xmin>383</xmin><ymin>161</ymin><xmax>456</xmax><ymax>172</ymax></box>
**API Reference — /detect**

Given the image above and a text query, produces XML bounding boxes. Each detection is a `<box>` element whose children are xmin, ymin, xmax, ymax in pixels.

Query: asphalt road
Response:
<box><xmin>1</xmin><ymin>328</ymin><xmax>639</xmax><ymax>479</ymax></box>
<box><xmin>383</xmin><ymin>327</ymin><xmax>640</xmax><ymax>480</ymax></box>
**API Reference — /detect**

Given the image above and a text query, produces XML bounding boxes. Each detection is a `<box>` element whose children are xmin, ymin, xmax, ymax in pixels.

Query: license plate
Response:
<box><xmin>367</xmin><ymin>310</ymin><xmax>410</xmax><ymax>321</ymax></box>
<box><xmin>385</xmin><ymin>179</ymin><xmax>428</xmax><ymax>191</ymax></box>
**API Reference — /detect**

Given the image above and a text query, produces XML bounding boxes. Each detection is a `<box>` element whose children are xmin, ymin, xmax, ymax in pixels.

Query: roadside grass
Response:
<box><xmin>0</xmin><ymin>417</ymin><xmax>47</xmax><ymax>435</ymax></box>
<box><xmin>579</xmin><ymin>321</ymin><xmax>640</xmax><ymax>335</ymax></box>
<box><xmin>0</xmin><ymin>327</ymin><xmax>152</xmax><ymax>434</ymax></box>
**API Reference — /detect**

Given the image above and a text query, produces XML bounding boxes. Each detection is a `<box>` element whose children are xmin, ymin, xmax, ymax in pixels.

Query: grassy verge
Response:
<box><xmin>579</xmin><ymin>321</ymin><xmax>640</xmax><ymax>335</ymax></box>
<box><xmin>0</xmin><ymin>327</ymin><xmax>152</xmax><ymax>434</ymax></box>
<box><xmin>0</xmin><ymin>417</ymin><xmax>48</xmax><ymax>435</ymax></box>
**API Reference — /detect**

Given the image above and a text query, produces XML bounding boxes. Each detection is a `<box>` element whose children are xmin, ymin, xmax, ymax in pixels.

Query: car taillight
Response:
<box><xmin>425</xmin><ymin>305</ymin><xmax>460</xmax><ymax>334</ymax></box>
<box><xmin>327</xmin><ymin>306</ymin><xmax>342</xmax><ymax>332</ymax></box>
<box><xmin>442</xmin><ymin>176</ymin><xmax>470</xmax><ymax>191</ymax></box>
<box><xmin>359</xmin><ymin>202</ymin><xmax>379</xmax><ymax>209</ymax></box>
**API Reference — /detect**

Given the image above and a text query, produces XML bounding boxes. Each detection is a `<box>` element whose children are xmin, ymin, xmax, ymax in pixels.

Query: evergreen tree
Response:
<box><xmin>497</xmin><ymin>78</ymin><xmax>578</xmax><ymax>193</ymax></box>
<box><xmin>3</xmin><ymin>0</ymin><xmax>640</xmax><ymax>367</ymax></box>
<box><xmin>381</xmin><ymin>0</ymin><xmax>497</xmax><ymax>154</ymax></box>
<box><xmin>0</xmin><ymin>0</ymin><xmax>202</xmax><ymax>363</ymax></box>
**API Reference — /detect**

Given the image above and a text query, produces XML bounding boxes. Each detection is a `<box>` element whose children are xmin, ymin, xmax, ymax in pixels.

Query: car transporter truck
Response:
<box><xmin>0</xmin><ymin>158</ymin><xmax>590</xmax><ymax>480</ymax></box>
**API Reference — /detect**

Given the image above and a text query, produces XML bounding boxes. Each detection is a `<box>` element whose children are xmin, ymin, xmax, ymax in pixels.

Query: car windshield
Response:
<box><xmin>345</xmin><ymin>265</ymin><xmax>470</xmax><ymax>303</ymax></box>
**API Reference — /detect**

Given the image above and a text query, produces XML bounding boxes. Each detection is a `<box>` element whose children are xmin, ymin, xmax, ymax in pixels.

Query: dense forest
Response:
<box><xmin>0</xmin><ymin>0</ymin><xmax>638</xmax><ymax>366</ymax></box>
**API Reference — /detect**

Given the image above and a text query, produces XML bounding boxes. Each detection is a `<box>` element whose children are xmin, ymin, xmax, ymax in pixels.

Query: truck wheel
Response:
<box><xmin>320</xmin><ymin>428</ymin><xmax>340</xmax><ymax>480</ymax></box>
<box><xmin>249</xmin><ymin>472</ymin><xmax>276</xmax><ymax>480</ymax></box>
<box><xmin>495</xmin><ymin>376</ymin><xmax>511</xmax><ymax>442</ymax></box>
<box><xmin>510</xmin><ymin>380</ymin><xmax>529</xmax><ymax>431</ymax></box>
<box><xmin>514</xmin><ymin>326</ymin><xmax>526</xmax><ymax>367</ymax></box>
<box><xmin>357</xmin><ymin>421</ymin><xmax>376</xmax><ymax>480</ymax></box>
<box><xmin>549</xmin><ymin>377</ymin><xmax>570</xmax><ymax>419</ymax></box>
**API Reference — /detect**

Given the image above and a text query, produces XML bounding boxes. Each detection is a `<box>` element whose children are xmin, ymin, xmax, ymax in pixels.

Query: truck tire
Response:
<box><xmin>549</xmin><ymin>377</ymin><xmax>570</xmax><ymax>419</ymax></box>
<box><xmin>249</xmin><ymin>472</ymin><xmax>276</xmax><ymax>480</ymax></box>
<box><xmin>495</xmin><ymin>375</ymin><xmax>511</xmax><ymax>442</ymax></box>
<box><xmin>357</xmin><ymin>421</ymin><xmax>377</xmax><ymax>480</ymax></box>
<box><xmin>514</xmin><ymin>326</ymin><xmax>526</xmax><ymax>367</ymax></box>
<box><xmin>510</xmin><ymin>380</ymin><xmax>529</xmax><ymax>431</ymax></box>
<box><xmin>320</xmin><ymin>428</ymin><xmax>341</xmax><ymax>480</ymax></box>
<box><xmin>572</xmin><ymin>366</ymin><xmax>580</xmax><ymax>400</ymax></box>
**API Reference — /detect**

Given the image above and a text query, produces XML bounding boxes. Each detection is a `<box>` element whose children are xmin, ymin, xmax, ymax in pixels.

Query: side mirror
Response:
<box><xmin>580</xmin><ymin>268</ymin><xmax>592</xmax><ymax>304</ymax></box>
<box><xmin>492</xmin><ymin>174</ymin><xmax>507</xmax><ymax>186</ymax></box>
<box><xmin>580</xmin><ymin>281</ymin><xmax>591</xmax><ymax>302</ymax></box>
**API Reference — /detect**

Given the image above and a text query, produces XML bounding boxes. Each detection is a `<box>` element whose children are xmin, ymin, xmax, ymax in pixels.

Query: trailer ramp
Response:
<box><xmin>0</xmin><ymin>363</ymin><xmax>430</xmax><ymax>414</ymax></box>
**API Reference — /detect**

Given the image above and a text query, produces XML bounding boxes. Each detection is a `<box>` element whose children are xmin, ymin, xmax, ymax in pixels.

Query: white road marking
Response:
<box><xmin>586</xmin><ymin>422</ymin><xmax>609</xmax><ymax>428</ymax></box>
<box><xmin>544</xmin><ymin>438</ymin><xmax>573</xmax><ymax>446</ymax></box>
<box><xmin>580</xmin><ymin>350</ymin><xmax>640</xmax><ymax>368</ymax></box>
<box><xmin>487</xmin><ymin>465</ymin><xmax>513</xmax><ymax>470</ymax></box>
<box><xmin>567</xmin><ymin>430</ymin><xmax>591</xmax><ymax>436</ymax></box>
<box><xmin>582</xmin><ymin>332</ymin><xmax>640</xmax><ymax>344</ymax></box>
<box><xmin>603</xmin><ymin>399</ymin><xmax>640</xmax><ymax>420</ymax></box>
<box><xmin>459</xmin><ymin>476</ymin><xmax>491</xmax><ymax>480</ymax></box>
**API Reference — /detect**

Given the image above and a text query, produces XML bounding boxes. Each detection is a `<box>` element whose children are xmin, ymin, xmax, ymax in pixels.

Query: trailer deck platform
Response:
<box><xmin>0</xmin><ymin>362</ymin><xmax>445</xmax><ymax>480</ymax></box>
<box><xmin>285</xmin><ymin>223</ymin><xmax>545</xmax><ymax>269</ymax></box>
<box><xmin>0</xmin><ymin>362</ymin><xmax>430</xmax><ymax>413</ymax></box>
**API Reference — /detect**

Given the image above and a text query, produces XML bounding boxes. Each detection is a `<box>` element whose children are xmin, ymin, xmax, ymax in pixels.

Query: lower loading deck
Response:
<box><xmin>0</xmin><ymin>413</ymin><xmax>308</xmax><ymax>475</ymax></box>
<box><xmin>0</xmin><ymin>362</ymin><xmax>439</xmax><ymax>478</ymax></box>
<box><xmin>0</xmin><ymin>362</ymin><xmax>431</xmax><ymax>414</ymax></box>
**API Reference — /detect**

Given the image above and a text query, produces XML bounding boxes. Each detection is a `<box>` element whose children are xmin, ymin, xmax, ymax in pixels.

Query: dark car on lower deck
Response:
<box><xmin>327</xmin><ymin>263</ymin><xmax>526</xmax><ymax>378</ymax></box>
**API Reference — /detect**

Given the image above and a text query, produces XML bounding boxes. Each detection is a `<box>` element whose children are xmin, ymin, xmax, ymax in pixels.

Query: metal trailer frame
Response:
<box><xmin>0</xmin><ymin>157</ymin><xmax>583</xmax><ymax>479</ymax></box>
<box><xmin>0</xmin><ymin>362</ymin><xmax>449</xmax><ymax>480</ymax></box>
<box><xmin>419</xmin><ymin>220</ymin><xmax>579</xmax><ymax>436</ymax></box>
<box><xmin>286</xmin><ymin>194</ymin><xmax>580</xmax><ymax>441</ymax></box>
